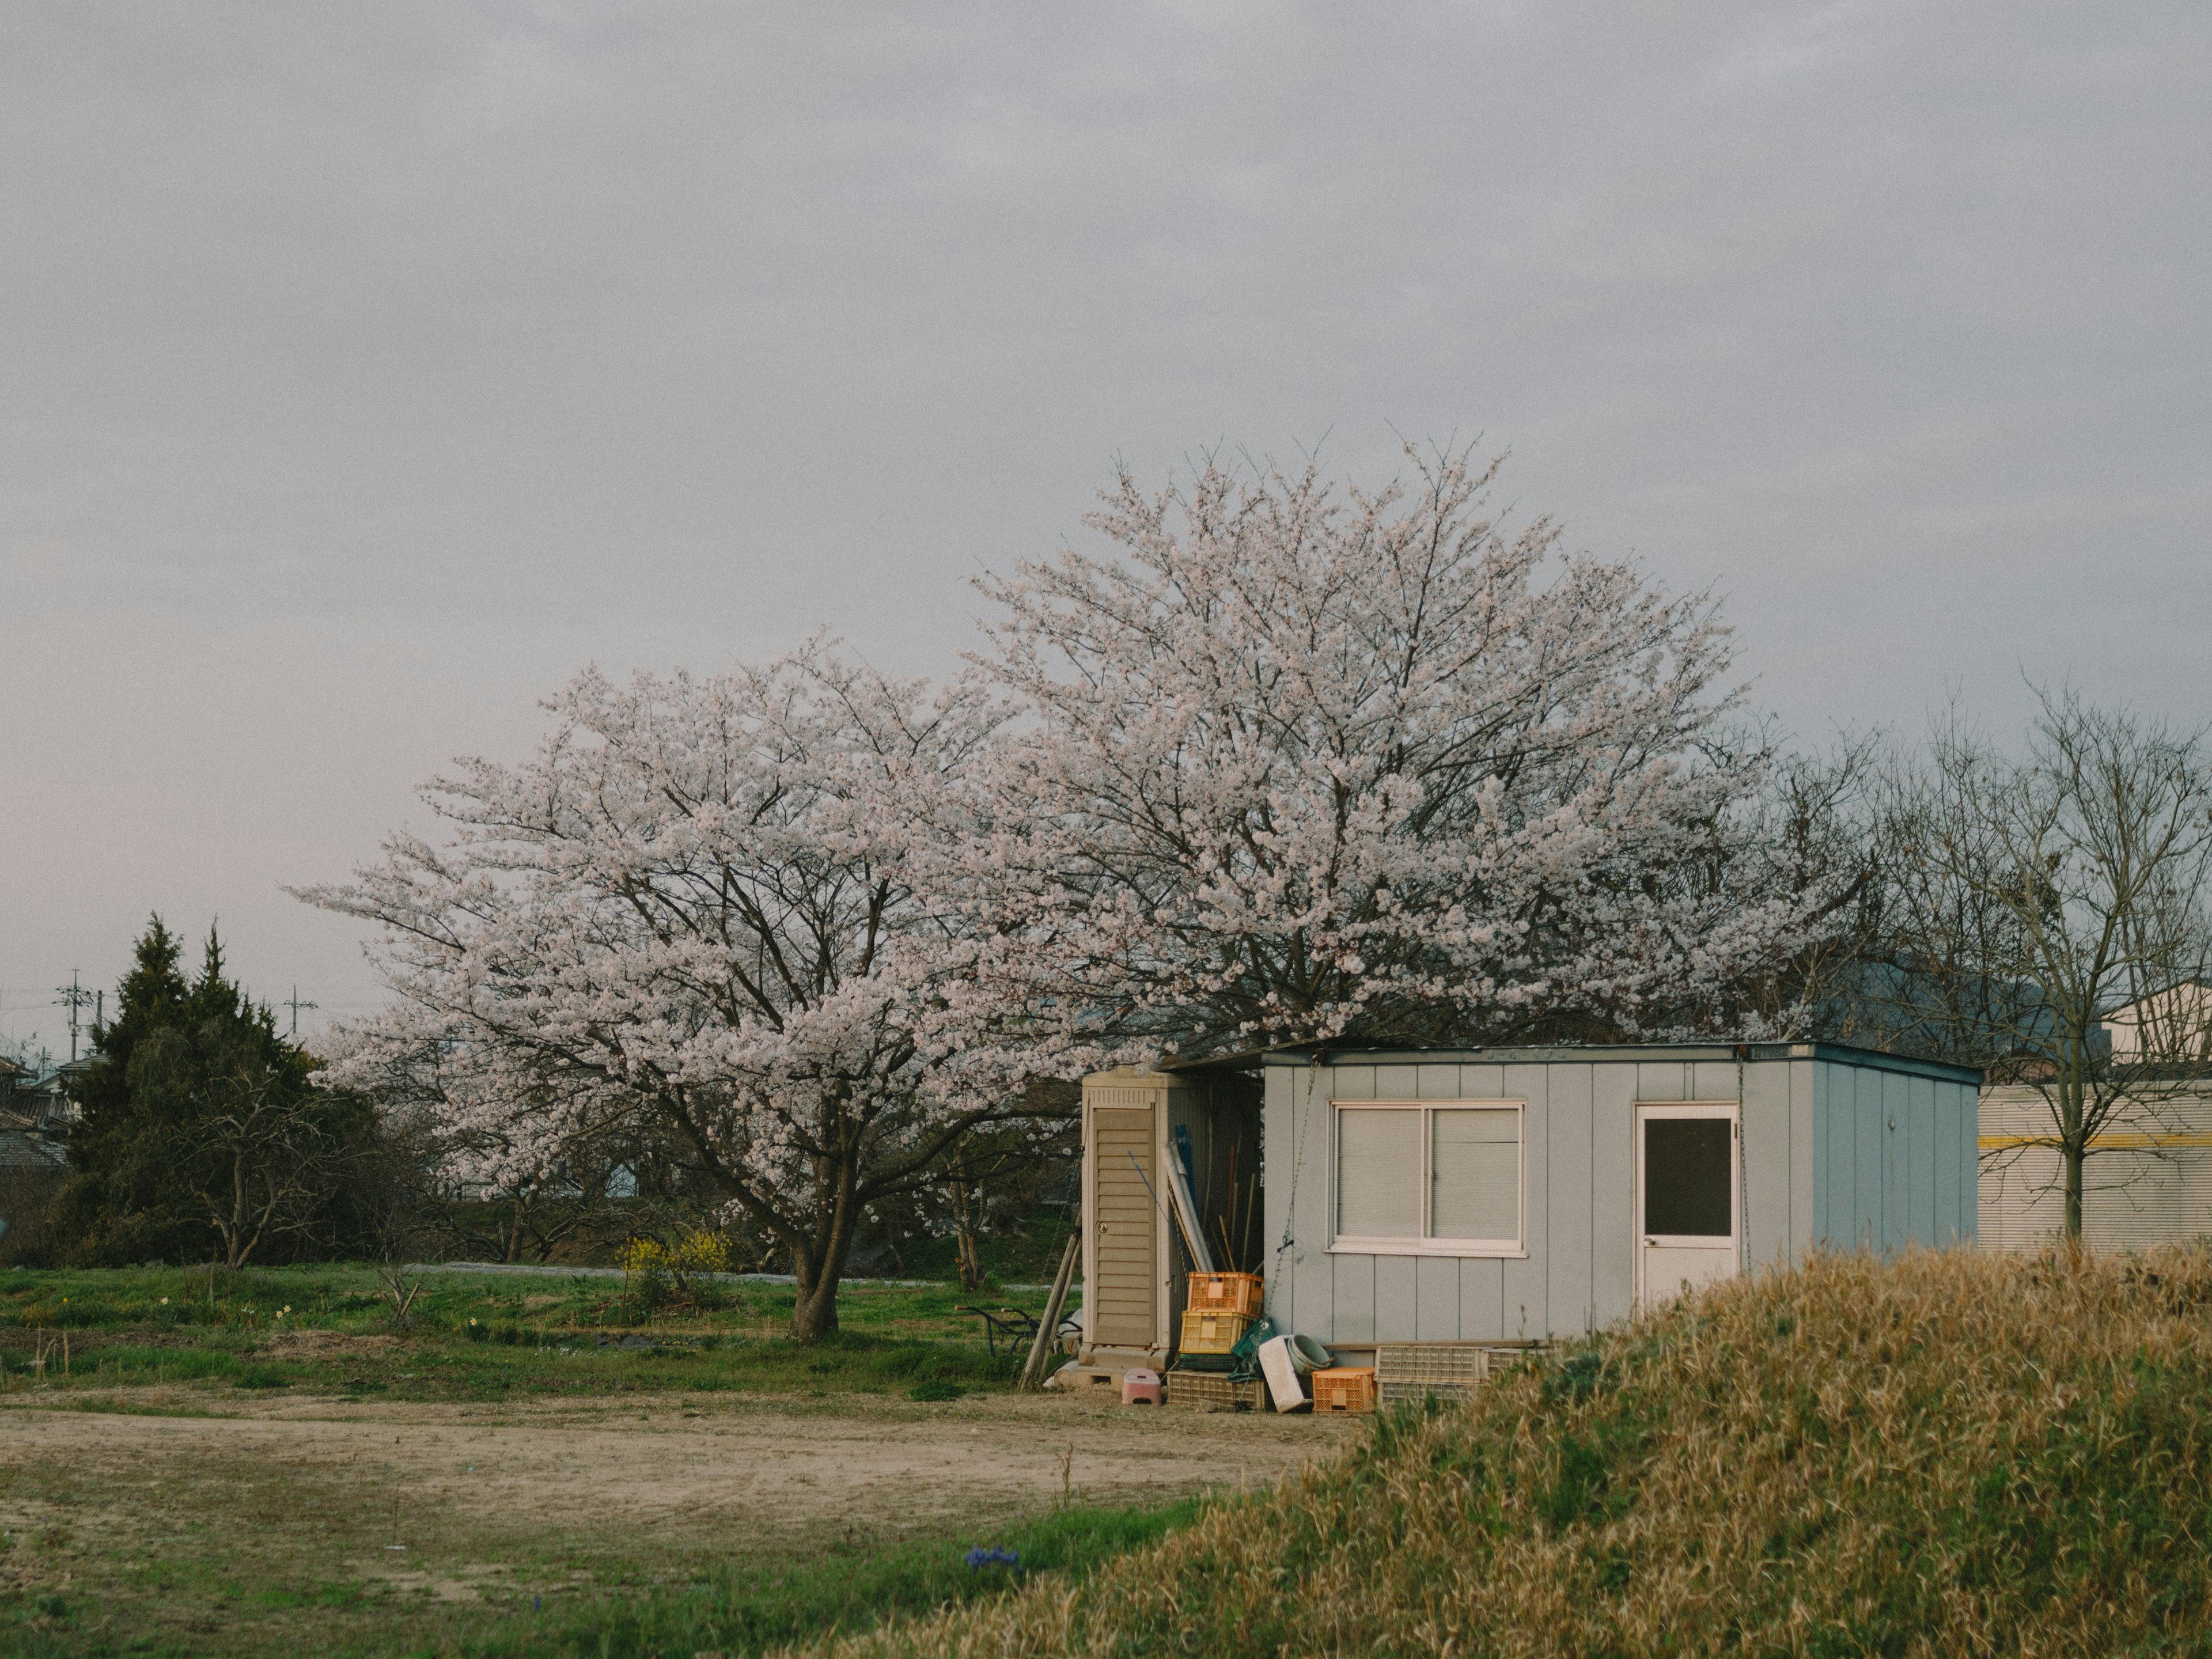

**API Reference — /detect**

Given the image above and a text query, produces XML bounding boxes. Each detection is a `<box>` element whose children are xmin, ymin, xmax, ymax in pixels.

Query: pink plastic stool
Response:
<box><xmin>1121</xmin><ymin>1367</ymin><xmax>1163</xmax><ymax>1406</ymax></box>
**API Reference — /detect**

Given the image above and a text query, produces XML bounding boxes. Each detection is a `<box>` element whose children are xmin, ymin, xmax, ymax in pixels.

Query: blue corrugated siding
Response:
<box><xmin>1806</xmin><ymin>1059</ymin><xmax>1979</xmax><ymax>1255</ymax></box>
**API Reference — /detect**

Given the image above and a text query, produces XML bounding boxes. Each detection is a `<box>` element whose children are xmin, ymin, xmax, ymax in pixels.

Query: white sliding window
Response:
<box><xmin>1334</xmin><ymin>1100</ymin><xmax>1524</xmax><ymax>1255</ymax></box>
<box><xmin>1337</xmin><ymin>1108</ymin><xmax>1422</xmax><ymax>1238</ymax></box>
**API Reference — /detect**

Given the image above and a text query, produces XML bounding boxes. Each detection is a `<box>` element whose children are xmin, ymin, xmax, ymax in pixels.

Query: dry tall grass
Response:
<box><xmin>810</xmin><ymin>1248</ymin><xmax>2212</xmax><ymax>1657</ymax></box>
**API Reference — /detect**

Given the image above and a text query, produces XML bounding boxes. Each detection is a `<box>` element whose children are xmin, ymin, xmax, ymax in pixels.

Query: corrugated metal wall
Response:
<box><xmin>1264</xmin><ymin>1052</ymin><xmax>1804</xmax><ymax>1344</ymax></box>
<box><xmin>1810</xmin><ymin>1061</ymin><xmax>1978</xmax><ymax>1254</ymax></box>
<box><xmin>1978</xmin><ymin>1086</ymin><xmax>2212</xmax><ymax>1255</ymax></box>
<box><xmin>1262</xmin><ymin>1047</ymin><xmax>1976</xmax><ymax>1346</ymax></box>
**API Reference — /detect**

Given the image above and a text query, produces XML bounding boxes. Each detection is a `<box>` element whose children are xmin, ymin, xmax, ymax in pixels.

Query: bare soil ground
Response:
<box><xmin>0</xmin><ymin>1385</ymin><xmax>1353</xmax><ymax>1654</ymax></box>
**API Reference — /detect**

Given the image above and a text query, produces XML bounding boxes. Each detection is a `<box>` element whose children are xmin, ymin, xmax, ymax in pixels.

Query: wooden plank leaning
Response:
<box><xmin>1018</xmin><ymin>1226</ymin><xmax>1083</xmax><ymax>1392</ymax></box>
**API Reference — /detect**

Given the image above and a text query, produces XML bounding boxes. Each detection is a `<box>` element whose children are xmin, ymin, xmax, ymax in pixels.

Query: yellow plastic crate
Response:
<box><xmin>1186</xmin><ymin>1271</ymin><xmax>1264</xmax><ymax>1317</ymax></box>
<box><xmin>1312</xmin><ymin>1366</ymin><xmax>1378</xmax><ymax>1414</ymax></box>
<box><xmin>1178</xmin><ymin>1308</ymin><xmax>1255</xmax><ymax>1355</ymax></box>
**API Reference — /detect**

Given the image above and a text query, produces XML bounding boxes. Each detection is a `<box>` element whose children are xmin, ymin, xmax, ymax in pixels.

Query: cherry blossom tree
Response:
<box><xmin>955</xmin><ymin>444</ymin><xmax>1829</xmax><ymax>1056</ymax></box>
<box><xmin>299</xmin><ymin>647</ymin><xmax>1028</xmax><ymax>1342</ymax></box>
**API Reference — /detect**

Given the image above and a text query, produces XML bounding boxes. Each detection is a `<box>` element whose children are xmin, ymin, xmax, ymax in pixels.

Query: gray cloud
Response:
<box><xmin>3</xmin><ymin>2</ymin><xmax>2206</xmax><ymax>1037</ymax></box>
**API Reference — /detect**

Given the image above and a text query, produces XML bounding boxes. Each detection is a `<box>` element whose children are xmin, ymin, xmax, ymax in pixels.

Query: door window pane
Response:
<box><xmin>1430</xmin><ymin>1108</ymin><xmax>1519</xmax><ymax>1240</ymax></box>
<box><xmin>1643</xmin><ymin>1118</ymin><xmax>1733</xmax><ymax>1237</ymax></box>
<box><xmin>1338</xmin><ymin>1109</ymin><xmax>1421</xmax><ymax>1237</ymax></box>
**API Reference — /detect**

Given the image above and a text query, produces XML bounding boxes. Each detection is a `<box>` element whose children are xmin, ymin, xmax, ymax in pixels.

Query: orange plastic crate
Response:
<box><xmin>1186</xmin><ymin>1271</ymin><xmax>1264</xmax><ymax>1317</ymax></box>
<box><xmin>1178</xmin><ymin>1308</ymin><xmax>1255</xmax><ymax>1355</ymax></box>
<box><xmin>1311</xmin><ymin>1366</ymin><xmax>1377</xmax><ymax>1414</ymax></box>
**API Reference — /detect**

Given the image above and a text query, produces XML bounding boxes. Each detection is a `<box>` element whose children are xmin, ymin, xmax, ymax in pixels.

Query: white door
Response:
<box><xmin>1634</xmin><ymin>1103</ymin><xmax>1740</xmax><ymax>1311</ymax></box>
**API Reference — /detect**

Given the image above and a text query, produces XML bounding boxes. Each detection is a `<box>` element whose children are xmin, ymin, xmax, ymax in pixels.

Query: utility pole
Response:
<box><xmin>284</xmin><ymin>984</ymin><xmax>319</xmax><ymax>1040</ymax></box>
<box><xmin>54</xmin><ymin>971</ymin><xmax>93</xmax><ymax>1065</ymax></box>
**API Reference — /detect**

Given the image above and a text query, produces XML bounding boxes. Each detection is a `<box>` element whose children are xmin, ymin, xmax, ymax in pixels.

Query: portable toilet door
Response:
<box><xmin>1083</xmin><ymin>1068</ymin><xmax>1172</xmax><ymax>1365</ymax></box>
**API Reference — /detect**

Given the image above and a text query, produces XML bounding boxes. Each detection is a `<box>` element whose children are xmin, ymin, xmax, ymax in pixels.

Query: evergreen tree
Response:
<box><xmin>55</xmin><ymin>918</ymin><xmax>380</xmax><ymax>1266</ymax></box>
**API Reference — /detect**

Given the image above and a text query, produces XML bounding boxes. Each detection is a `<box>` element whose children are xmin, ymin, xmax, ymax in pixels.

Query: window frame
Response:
<box><xmin>1327</xmin><ymin>1097</ymin><xmax>1528</xmax><ymax>1258</ymax></box>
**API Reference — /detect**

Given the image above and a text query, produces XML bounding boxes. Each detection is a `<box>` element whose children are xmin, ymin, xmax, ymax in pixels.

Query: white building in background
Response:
<box><xmin>1979</xmin><ymin>986</ymin><xmax>2212</xmax><ymax>1256</ymax></box>
<box><xmin>2103</xmin><ymin>983</ymin><xmax>2212</xmax><ymax>1065</ymax></box>
<box><xmin>1979</xmin><ymin>1088</ymin><xmax>2212</xmax><ymax>1254</ymax></box>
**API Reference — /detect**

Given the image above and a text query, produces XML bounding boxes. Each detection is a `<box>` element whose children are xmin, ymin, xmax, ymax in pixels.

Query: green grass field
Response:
<box><xmin>0</xmin><ymin>1262</ymin><xmax>1075</xmax><ymax>1403</ymax></box>
<box><xmin>0</xmin><ymin>1494</ymin><xmax>1203</xmax><ymax>1659</ymax></box>
<box><xmin>0</xmin><ymin>1263</ymin><xmax>1330</xmax><ymax>1659</ymax></box>
<box><xmin>441</xmin><ymin>1497</ymin><xmax>1206</xmax><ymax>1659</ymax></box>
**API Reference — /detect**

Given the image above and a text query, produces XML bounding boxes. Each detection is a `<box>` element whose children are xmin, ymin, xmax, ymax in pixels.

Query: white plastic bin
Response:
<box><xmin>1257</xmin><ymin>1333</ymin><xmax>1335</xmax><ymax>1412</ymax></box>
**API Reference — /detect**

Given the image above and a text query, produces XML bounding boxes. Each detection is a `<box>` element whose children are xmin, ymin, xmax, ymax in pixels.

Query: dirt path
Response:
<box><xmin>0</xmin><ymin>1388</ymin><xmax>1356</xmax><ymax>1653</ymax></box>
<box><xmin>1</xmin><ymin>1387</ymin><xmax>1347</xmax><ymax>1540</ymax></box>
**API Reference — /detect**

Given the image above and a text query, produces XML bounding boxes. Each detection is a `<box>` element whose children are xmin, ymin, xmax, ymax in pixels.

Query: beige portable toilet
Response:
<box><xmin>1077</xmin><ymin>1063</ymin><xmax>1262</xmax><ymax>1377</ymax></box>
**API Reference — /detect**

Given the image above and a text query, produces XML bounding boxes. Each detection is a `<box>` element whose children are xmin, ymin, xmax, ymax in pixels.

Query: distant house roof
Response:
<box><xmin>0</xmin><ymin>1111</ymin><xmax>67</xmax><ymax>1170</ymax></box>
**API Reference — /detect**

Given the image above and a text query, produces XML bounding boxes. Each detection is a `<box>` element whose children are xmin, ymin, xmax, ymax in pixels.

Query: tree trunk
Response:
<box><xmin>786</xmin><ymin>1181</ymin><xmax>860</xmax><ymax>1343</ymax></box>
<box><xmin>789</xmin><ymin>1267</ymin><xmax>841</xmax><ymax>1343</ymax></box>
<box><xmin>2065</xmin><ymin>1138</ymin><xmax>2085</xmax><ymax>1247</ymax></box>
<box><xmin>950</xmin><ymin>1164</ymin><xmax>984</xmax><ymax>1290</ymax></box>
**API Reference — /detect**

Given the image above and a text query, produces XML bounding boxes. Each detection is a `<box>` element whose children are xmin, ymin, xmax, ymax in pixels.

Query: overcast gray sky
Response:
<box><xmin>3</xmin><ymin>2</ymin><xmax>2207</xmax><ymax>1049</ymax></box>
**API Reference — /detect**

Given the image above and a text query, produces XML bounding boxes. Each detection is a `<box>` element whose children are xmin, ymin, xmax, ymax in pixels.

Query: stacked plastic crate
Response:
<box><xmin>1176</xmin><ymin>1271</ymin><xmax>1263</xmax><ymax>1361</ymax></box>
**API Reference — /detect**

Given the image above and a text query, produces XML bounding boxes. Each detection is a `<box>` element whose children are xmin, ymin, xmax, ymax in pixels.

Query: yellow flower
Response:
<box><xmin>161</xmin><ymin>1297</ymin><xmax>169</xmax><ymax>1305</ymax></box>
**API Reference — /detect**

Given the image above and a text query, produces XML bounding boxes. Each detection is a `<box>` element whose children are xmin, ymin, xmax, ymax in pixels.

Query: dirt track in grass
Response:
<box><xmin>0</xmin><ymin>1385</ymin><xmax>1354</xmax><ymax>1653</ymax></box>
<box><xmin>2</xmin><ymin>1385</ymin><xmax>1344</xmax><ymax>1539</ymax></box>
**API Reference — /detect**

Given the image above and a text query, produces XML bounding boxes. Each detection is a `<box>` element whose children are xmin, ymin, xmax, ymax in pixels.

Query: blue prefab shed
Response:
<box><xmin>1255</xmin><ymin>1042</ymin><xmax>1981</xmax><ymax>1351</ymax></box>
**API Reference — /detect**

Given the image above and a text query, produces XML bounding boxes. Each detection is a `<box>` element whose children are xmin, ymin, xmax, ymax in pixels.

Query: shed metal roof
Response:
<box><xmin>1212</xmin><ymin>1039</ymin><xmax>1982</xmax><ymax>1087</ymax></box>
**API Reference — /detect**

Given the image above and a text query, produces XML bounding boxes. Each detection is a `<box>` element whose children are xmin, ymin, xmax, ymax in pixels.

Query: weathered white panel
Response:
<box><xmin>1546</xmin><ymin>1063</ymin><xmax>1596</xmax><ymax>1334</ymax></box>
<box><xmin>1262</xmin><ymin>1064</ymin><xmax>1296</xmax><ymax>1332</ymax></box>
<box><xmin>1458</xmin><ymin>1253</ymin><xmax>1505</xmax><ymax>1340</ymax></box>
<box><xmin>1415</xmin><ymin>1063</ymin><xmax>1461</xmax><ymax>1101</ymax></box>
<box><xmin>1374</xmin><ymin>1063</ymin><xmax>1420</xmax><ymax>1099</ymax></box>
<box><xmin>1457</xmin><ymin>1063</ymin><xmax>1506</xmax><ymax>1101</ymax></box>
<box><xmin>1374</xmin><ymin>1253</ymin><xmax>1419</xmax><ymax>1342</ymax></box>
<box><xmin>1691</xmin><ymin>1060</ymin><xmax>1740</xmax><ymax>1104</ymax></box>
<box><xmin>1331</xmin><ymin>1066</ymin><xmax>1377</xmax><ymax>1101</ymax></box>
<box><xmin>1334</xmin><ymin>1250</ymin><xmax>1377</xmax><ymax>1342</ymax></box>
<box><xmin>1285</xmin><ymin>1065</ymin><xmax>1334</xmax><ymax>1340</ymax></box>
<box><xmin>1500</xmin><ymin>1063</ymin><xmax>1550</xmax><ymax>1338</ymax></box>
<box><xmin>1638</xmin><ymin>1062</ymin><xmax>1689</xmax><ymax>1102</ymax></box>
<box><xmin>1742</xmin><ymin>1057</ymin><xmax>1793</xmax><ymax>1271</ymax></box>
<box><xmin>1590</xmin><ymin>1062</ymin><xmax>1638</xmax><ymax>1327</ymax></box>
<box><xmin>1414</xmin><ymin>1254</ymin><xmax>1461</xmax><ymax>1340</ymax></box>
<box><xmin>1788</xmin><ymin>1060</ymin><xmax>1815</xmax><ymax>1257</ymax></box>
